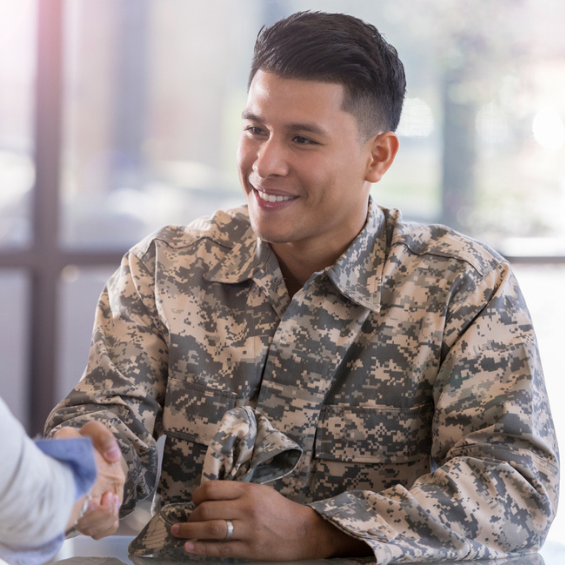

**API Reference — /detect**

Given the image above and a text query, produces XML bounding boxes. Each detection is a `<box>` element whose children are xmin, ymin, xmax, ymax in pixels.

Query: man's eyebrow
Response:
<box><xmin>242</xmin><ymin>110</ymin><xmax>262</xmax><ymax>122</ymax></box>
<box><xmin>241</xmin><ymin>111</ymin><xmax>327</xmax><ymax>137</ymax></box>
<box><xmin>288</xmin><ymin>122</ymin><xmax>327</xmax><ymax>137</ymax></box>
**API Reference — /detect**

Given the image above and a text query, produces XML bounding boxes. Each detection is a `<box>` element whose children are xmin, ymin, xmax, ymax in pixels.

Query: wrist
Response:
<box><xmin>309</xmin><ymin>509</ymin><xmax>371</xmax><ymax>558</ymax></box>
<box><xmin>66</xmin><ymin>491</ymin><xmax>92</xmax><ymax>534</ymax></box>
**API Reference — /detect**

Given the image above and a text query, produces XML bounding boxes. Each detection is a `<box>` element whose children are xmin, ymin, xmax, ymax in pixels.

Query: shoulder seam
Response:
<box><xmin>392</xmin><ymin>240</ymin><xmax>503</xmax><ymax>277</ymax></box>
<box><xmin>131</xmin><ymin>229</ymin><xmax>234</xmax><ymax>261</ymax></box>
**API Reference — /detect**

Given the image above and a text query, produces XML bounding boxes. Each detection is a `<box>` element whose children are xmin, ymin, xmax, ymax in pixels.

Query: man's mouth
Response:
<box><xmin>256</xmin><ymin>190</ymin><xmax>294</xmax><ymax>203</ymax></box>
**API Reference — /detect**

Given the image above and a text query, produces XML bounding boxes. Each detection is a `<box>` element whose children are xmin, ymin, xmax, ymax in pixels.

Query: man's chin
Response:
<box><xmin>254</xmin><ymin>231</ymin><xmax>290</xmax><ymax>245</ymax></box>
<box><xmin>249</xmin><ymin>219</ymin><xmax>291</xmax><ymax>245</ymax></box>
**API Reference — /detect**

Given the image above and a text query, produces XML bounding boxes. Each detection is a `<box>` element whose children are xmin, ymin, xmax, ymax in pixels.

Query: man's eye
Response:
<box><xmin>246</xmin><ymin>126</ymin><xmax>265</xmax><ymax>135</ymax></box>
<box><xmin>293</xmin><ymin>136</ymin><xmax>316</xmax><ymax>145</ymax></box>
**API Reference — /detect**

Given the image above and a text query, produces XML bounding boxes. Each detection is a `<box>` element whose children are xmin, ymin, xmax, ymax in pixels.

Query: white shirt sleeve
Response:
<box><xmin>0</xmin><ymin>397</ymin><xmax>76</xmax><ymax>546</ymax></box>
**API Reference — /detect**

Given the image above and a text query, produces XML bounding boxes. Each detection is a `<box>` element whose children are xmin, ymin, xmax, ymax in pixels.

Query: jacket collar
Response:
<box><xmin>325</xmin><ymin>198</ymin><xmax>386</xmax><ymax>312</ymax></box>
<box><xmin>205</xmin><ymin>199</ymin><xmax>387</xmax><ymax>312</ymax></box>
<box><xmin>205</xmin><ymin>220</ymin><xmax>271</xmax><ymax>284</ymax></box>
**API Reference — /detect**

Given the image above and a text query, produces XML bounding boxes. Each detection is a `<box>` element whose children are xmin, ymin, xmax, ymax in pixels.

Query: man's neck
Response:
<box><xmin>271</xmin><ymin>239</ymin><xmax>351</xmax><ymax>298</ymax></box>
<box><xmin>266</xmin><ymin>198</ymin><xmax>371</xmax><ymax>298</ymax></box>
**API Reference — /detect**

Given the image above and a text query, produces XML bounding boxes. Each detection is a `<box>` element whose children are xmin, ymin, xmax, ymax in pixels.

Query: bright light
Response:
<box><xmin>397</xmin><ymin>98</ymin><xmax>434</xmax><ymax>138</ymax></box>
<box><xmin>532</xmin><ymin>108</ymin><xmax>565</xmax><ymax>150</ymax></box>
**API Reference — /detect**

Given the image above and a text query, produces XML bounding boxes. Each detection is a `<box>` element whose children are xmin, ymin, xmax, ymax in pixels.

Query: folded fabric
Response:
<box><xmin>129</xmin><ymin>406</ymin><xmax>302</xmax><ymax>558</ymax></box>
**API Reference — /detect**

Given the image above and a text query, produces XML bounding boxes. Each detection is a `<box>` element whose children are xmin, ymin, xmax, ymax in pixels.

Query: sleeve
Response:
<box><xmin>44</xmin><ymin>248</ymin><xmax>169</xmax><ymax>514</ymax></box>
<box><xmin>0</xmin><ymin>398</ymin><xmax>95</xmax><ymax>563</ymax></box>
<box><xmin>308</xmin><ymin>261</ymin><xmax>559</xmax><ymax>564</ymax></box>
<box><xmin>0</xmin><ymin>536</ymin><xmax>64</xmax><ymax>565</ymax></box>
<box><xmin>35</xmin><ymin>437</ymin><xmax>97</xmax><ymax>500</ymax></box>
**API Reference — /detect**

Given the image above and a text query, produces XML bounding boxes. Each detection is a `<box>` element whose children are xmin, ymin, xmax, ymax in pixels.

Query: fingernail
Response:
<box><xmin>171</xmin><ymin>525</ymin><xmax>179</xmax><ymax>536</ymax></box>
<box><xmin>106</xmin><ymin>445</ymin><xmax>122</xmax><ymax>460</ymax></box>
<box><xmin>185</xmin><ymin>542</ymin><xmax>195</xmax><ymax>553</ymax></box>
<box><xmin>114</xmin><ymin>494</ymin><xmax>120</xmax><ymax>510</ymax></box>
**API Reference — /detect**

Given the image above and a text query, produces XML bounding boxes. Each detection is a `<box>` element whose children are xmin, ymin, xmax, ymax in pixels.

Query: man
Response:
<box><xmin>46</xmin><ymin>11</ymin><xmax>559</xmax><ymax>564</ymax></box>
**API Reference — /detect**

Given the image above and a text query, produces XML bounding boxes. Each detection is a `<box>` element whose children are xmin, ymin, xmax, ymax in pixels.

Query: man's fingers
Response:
<box><xmin>76</xmin><ymin>491</ymin><xmax>120</xmax><ymax>539</ymax></box>
<box><xmin>187</xmin><ymin>499</ymin><xmax>239</xmax><ymax>523</ymax></box>
<box><xmin>90</xmin><ymin>522</ymin><xmax>120</xmax><ymax>541</ymax></box>
<box><xmin>173</xmin><ymin>518</ymin><xmax>237</xmax><ymax>541</ymax></box>
<box><xmin>52</xmin><ymin>426</ymin><xmax>81</xmax><ymax>440</ymax></box>
<box><xmin>184</xmin><ymin>540</ymin><xmax>245</xmax><ymax>559</ymax></box>
<box><xmin>79</xmin><ymin>421</ymin><xmax>122</xmax><ymax>462</ymax></box>
<box><xmin>78</xmin><ymin>513</ymin><xmax>119</xmax><ymax>540</ymax></box>
<box><xmin>191</xmin><ymin>480</ymin><xmax>243</xmax><ymax>506</ymax></box>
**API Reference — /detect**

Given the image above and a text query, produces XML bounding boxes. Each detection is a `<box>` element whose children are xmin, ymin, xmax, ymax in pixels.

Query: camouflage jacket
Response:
<box><xmin>46</xmin><ymin>200</ymin><xmax>559</xmax><ymax>564</ymax></box>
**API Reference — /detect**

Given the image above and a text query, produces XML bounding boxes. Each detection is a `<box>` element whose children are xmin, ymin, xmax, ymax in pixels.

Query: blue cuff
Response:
<box><xmin>35</xmin><ymin>437</ymin><xmax>97</xmax><ymax>501</ymax></box>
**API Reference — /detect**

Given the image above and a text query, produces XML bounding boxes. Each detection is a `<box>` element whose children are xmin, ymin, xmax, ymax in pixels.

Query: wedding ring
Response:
<box><xmin>224</xmin><ymin>519</ymin><xmax>234</xmax><ymax>541</ymax></box>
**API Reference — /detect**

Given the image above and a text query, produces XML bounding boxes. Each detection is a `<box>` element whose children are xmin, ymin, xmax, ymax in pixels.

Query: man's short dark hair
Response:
<box><xmin>248</xmin><ymin>11</ymin><xmax>406</xmax><ymax>139</ymax></box>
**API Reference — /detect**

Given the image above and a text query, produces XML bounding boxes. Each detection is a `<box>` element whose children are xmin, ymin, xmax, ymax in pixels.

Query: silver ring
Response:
<box><xmin>224</xmin><ymin>519</ymin><xmax>234</xmax><ymax>541</ymax></box>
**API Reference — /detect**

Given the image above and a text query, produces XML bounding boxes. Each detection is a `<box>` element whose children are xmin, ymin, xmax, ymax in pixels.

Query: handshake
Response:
<box><xmin>54</xmin><ymin>422</ymin><xmax>126</xmax><ymax>539</ymax></box>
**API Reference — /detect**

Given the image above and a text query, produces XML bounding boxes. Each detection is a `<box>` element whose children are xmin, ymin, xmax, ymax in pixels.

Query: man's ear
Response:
<box><xmin>365</xmin><ymin>131</ymin><xmax>399</xmax><ymax>183</ymax></box>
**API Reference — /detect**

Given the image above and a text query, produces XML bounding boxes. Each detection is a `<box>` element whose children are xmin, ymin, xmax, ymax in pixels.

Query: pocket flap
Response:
<box><xmin>315</xmin><ymin>403</ymin><xmax>433</xmax><ymax>464</ymax></box>
<box><xmin>163</xmin><ymin>380</ymin><xmax>237</xmax><ymax>445</ymax></box>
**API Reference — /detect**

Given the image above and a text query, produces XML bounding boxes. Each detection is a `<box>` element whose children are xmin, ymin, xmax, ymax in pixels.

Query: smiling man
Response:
<box><xmin>239</xmin><ymin>71</ymin><xmax>397</xmax><ymax>298</ymax></box>
<box><xmin>46</xmin><ymin>11</ymin><xmax>558</xmax><ymax>564</ymax></box>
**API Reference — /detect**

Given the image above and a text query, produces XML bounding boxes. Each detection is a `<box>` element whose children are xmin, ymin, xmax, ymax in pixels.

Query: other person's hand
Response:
<box><xmin>55</xmin><ymin>421</ymin><xmax>125</xmax><ymax>538</ymax></box>
<box><xmin>170</xmin><ymin>481</ymin><xmax>370</xmax><ymax>560</ymax></box>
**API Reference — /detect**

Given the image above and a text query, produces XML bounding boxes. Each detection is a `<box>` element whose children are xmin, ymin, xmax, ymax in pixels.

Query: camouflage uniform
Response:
<box><xmin>46</xmin><ymin>199</ymin><xmax>559</xmax><ymax>564</ymax></box>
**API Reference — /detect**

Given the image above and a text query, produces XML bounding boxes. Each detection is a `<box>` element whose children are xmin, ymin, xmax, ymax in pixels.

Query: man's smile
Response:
<box><xmin>250</xmin><ymin>183</ymin><xmax>298</xmax><ymax>209</ymax></box>
<box><xmin>256</xmin><ymin>190</ymin><xmax>295</xmax><ymax>203</ymax></box>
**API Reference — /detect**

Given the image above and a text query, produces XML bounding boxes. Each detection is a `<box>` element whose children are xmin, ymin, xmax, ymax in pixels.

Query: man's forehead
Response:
<box><xmin>243</xmin><ymin>71</ymin><xmax>351</xmax><ymax>126</ymax></box>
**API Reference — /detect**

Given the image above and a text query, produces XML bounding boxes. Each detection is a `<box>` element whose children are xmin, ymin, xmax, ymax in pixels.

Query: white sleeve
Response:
<box><xmin>0</xmin><ymin>397</ymin><xmax>76</xmax><ymax>546</ymax></box>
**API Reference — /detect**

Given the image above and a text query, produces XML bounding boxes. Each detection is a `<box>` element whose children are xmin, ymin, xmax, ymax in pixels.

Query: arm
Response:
<box><xmin>308</xmin><ymin>261</ymin><xmax>559</xmax><ymax>563</ymax></box>
<box><xmin>0</xmin><ymin>401</ymin><xmax>125</xmax><ymax>564</ymax></box>
<box><xmin>0</xmin><ymin>397</ymin><xmax>80</xmax><ymax>545</ymax></box>
<box><xmin>45</xmin><ymin>248</ymin><xmax>169</xmax><ymax>524</ymax></box>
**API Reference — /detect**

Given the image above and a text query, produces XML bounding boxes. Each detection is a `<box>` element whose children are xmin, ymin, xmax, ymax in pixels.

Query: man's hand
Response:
<box><xmin>55</xmin><ymin>421</ymin><xmax>125</xmax><ymax>539</ymax></box>
<box><xmin>170</xmin><ymin>481</ymin><xmax>370</xmax><ymax>560</ymax></box>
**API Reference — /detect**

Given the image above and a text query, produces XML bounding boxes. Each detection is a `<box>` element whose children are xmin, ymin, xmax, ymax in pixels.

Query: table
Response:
<box><xmin>52</xmin><ymin>536</ymin><xmax>565</xmax><ymax>565</ymax></box>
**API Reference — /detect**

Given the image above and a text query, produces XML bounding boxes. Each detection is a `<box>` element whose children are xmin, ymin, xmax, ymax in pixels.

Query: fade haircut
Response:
<box><xmin>248</xmin><ymin>11</ymin><xmax>406</xmax><ymax>140</ymax></box>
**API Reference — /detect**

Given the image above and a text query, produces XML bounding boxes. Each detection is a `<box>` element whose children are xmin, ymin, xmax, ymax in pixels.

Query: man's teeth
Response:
<box><xmin>257</xmin><ymin>190</ymin><xmax>293</xmax><ymax>203</ymax></box>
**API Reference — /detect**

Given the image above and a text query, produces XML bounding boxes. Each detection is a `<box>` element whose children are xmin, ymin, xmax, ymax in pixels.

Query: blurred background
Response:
<box><xmin>0</xmin><ymin>0</ymin><xmax>564</xmax><ymax>543</ymax></box>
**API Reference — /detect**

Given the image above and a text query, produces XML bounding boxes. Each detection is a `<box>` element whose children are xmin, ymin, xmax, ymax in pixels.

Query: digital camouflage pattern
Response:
<box><xmin>129</xmin><ymin>406</ymin><xmax>302</xmax><ymax>558</ymax></box>
<box><xmin>46</xmin><ymin>199</ymin><xmax>559</xmax><ymax>564</ymax></box>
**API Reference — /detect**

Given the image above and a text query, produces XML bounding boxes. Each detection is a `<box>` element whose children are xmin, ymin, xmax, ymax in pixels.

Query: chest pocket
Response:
<box><xmin>315</xmin><ymin>403</ymin><xmax>434</xmax><ymax>464</ymax></box>
<box><xmin>159</xmin><ymin>377</ymin><xmax>247</xmax><ymax>507</ymax></box>
<box><xmin>309</xmin><ymin>403</ymin><xmax>434</xmax><ymax>500</ymax></box>
<box><xmin>163</xmin><ymin>380</ymin><xmax>238</xmax><ymax>446</ymax></box>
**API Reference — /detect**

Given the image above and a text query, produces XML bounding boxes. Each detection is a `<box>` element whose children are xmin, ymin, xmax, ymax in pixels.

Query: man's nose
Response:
<box><xmin>254</xmin><ymin>138</ymin><xmax>289</xmax><ymax>178</ymax></box>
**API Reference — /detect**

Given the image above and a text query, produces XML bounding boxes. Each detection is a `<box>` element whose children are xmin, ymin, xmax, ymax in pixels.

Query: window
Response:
<box><xmin>0</xmin><ymin>2</ymin><xmax>36</xmax><ymax>249</ymax></box>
